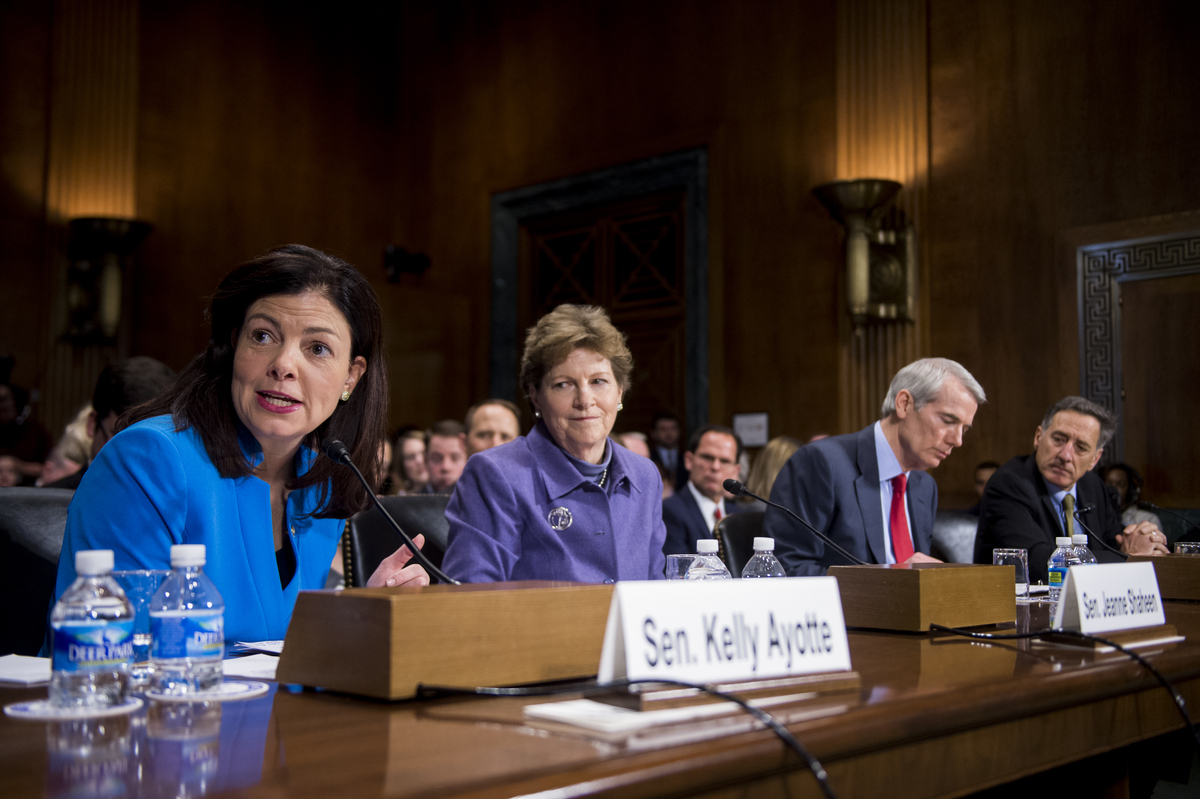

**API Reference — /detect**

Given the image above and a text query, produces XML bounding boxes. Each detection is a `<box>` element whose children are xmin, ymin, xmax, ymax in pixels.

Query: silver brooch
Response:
<box><xmin>547</xmin><ymin>507</ymin><xmax>573</xmax><ymax>531</ymax></box>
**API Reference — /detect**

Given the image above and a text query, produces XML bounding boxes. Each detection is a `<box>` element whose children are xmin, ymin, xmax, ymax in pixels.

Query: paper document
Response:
<box><xmin>233</xmin><ymin>640</ymin><xmax>284</xmax><ymax>654</ymax></box>
<box><xmin>0</xmin><ymin>655</ymin><xmax>52</xmax><ymax>686</ymax></box>
<box><xmin>222</xmin><ymin>654</ymin><xmax>279</xmax><ymax>680</ymax></box>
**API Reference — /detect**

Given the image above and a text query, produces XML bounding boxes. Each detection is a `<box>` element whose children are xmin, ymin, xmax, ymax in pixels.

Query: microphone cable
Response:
<box><xmin>929</xmin><ymin>623</ymin><xmax>1200</xmax><ymax>755</ymax></box>
<box><xmin>322</xmin><ymin>436</ymin><xmax>461</xmax><ymax>585</ymax></box>
<box><xmin>417</xmin><ymin>676</ymin><xmax>837</xmax><ymax>799</ymax></box>
<box><xmin>724</xmin><ymin>479</ymin><xmax>868</xmax><ymax>567</ymax></box>
<box><xmin>1139</xmin><ymin>501</ymin><xmax>1200</xmax><ymax>541</ymax></box>
<box><xmin>1071</xmin><ymin>506</ymin><xmax>1128</xmax><ymax>560</ymax></box>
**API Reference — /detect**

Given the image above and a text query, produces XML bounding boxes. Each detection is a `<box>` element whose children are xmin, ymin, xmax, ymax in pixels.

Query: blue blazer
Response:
<box><xmin>54</xmin><ymin>416</ymin><xmax>343</xmax><ymax>642</ymax></box>
<box><xmin>764</xmin><ymin>425</ymin><xmax>937</xmax><ymax>576</ymax></box>
<box><xmin>662</xmin><ymin>486</ymin><xmax>741</xmax><ymax>556</ymax></box>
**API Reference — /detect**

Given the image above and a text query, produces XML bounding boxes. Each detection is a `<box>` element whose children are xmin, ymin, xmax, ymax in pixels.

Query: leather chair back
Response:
<box><xmin>0</xmin><ymin>487</ymin><xmax>74</xmax><ymax>655</ymax></box>
<box><xmin>715</xmin><ymin>510</ymin><xmax>766</xmax><ymax>578</ymax></box>
<box><xmin>344</xmin><ymin>494</ymin><xmax>451</xmax><ymax>587</ymax></box>
<box><xmin>931</xmin><ymin>510</ymin><xmax>979</xmax><ymax>564</ymax></box>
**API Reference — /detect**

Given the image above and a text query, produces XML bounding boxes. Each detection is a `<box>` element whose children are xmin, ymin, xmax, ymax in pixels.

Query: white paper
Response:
<box><xmin>598</xmin><ymin>577</ymin><xmax>851</xmax><ymax>684</ymax></box>
<box><xmin>234</xmin><ymin>640</ymin><xmax>285</xmax><ymax>654</ymax></box>
<box><xmin>1053</xmin><ymin>562</ymin><xmax>1166</xmax><ymax>633</ymax></box>
<box><xmin>0</xmin><ymin>655</ymin><xmax>51</xmax><ymax>686</ymax></box>
<box><xmin>222</xmin><ymin>654</ymin><xmax>279</xmax><ymax>680</ymax></box>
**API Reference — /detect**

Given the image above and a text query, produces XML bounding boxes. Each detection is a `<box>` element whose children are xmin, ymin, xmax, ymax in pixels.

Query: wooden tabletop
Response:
<box><xmin>4</xmin><ymin>602</ymin><xmax>1200</xmax><ymax>799</ymax></box>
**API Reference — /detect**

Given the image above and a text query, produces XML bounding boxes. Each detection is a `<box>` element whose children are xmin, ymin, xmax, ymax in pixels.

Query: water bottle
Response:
<box><xmin>49</xmin><ymin>549</ymin><xmax>135</xmax><ymax>709</ymax></box>
<box><xmin>151</xmin><ymin>545</ymin><xmax>224</xmax><ymax>694</ymax></box>
<box><xmin>686</xmin><ymin>539</ymin><xmax>732</xmax><ymax>580</ymax></box>
<box><xmin>1071</xmin><ymin>534</ymin><xmax>1097</xmax><ymax>564</ymax></box>
<box><xmin>741</xmin><ymin>537</ymin><xmax>787</xmax><ymax>578</ymax></box>
<box><xmin>1047</xmin><ymin>537</ymin><xmax>1080</xmax><ymax>606</ymax></box>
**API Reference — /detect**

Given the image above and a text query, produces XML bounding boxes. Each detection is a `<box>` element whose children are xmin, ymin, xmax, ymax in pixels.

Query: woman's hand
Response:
<box><xmin>366</xmin><ymin>533</ymin><xmax>431</xmax><ymax>588</ymax></box>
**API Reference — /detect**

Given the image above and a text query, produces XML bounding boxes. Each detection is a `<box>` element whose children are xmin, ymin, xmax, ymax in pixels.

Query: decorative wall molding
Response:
<box><xmin>1078</xmin><ymin>230</ymin><xmax>1200</xmax><ymax>459</ymax></box>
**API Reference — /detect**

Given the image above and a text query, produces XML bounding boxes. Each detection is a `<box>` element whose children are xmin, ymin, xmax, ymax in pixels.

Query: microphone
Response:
<box><xmin>322</xmin><ymin>436</ymin><xmax>461</xmax><ymax>586</ymax></box>
<box><xmin>1138</xmin><ymin>501</ymin><xmax>1200</xmax><ymax>541</ymax></box>
<box><xmin>1070</xmin><ymin>505</ymin><xmax>1127</xmax><ymax>560</ymax></box>
<box><xmin>724</xmin><ymin>479</ymin><xmax>868</xmax><ymax>567</ymax></box>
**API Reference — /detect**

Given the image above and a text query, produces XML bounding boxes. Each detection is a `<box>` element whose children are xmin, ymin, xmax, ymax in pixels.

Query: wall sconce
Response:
<box><xmin>812</xmin><ymin>179</ymin><xmax>916</xmax><ymax>327</ymax></box>
<box><xmin>66</xmin><ymin>217</ymin><xmax>152</xmax><ymax>344</ymax></box>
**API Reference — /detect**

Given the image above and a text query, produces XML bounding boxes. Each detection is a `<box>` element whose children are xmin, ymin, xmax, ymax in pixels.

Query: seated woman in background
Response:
<box><xmin>739</xmin><ymin>436</ymin><xmax>802</xmax><ymax>510</ymax></box>
<box><xmin>387</xmin><ymin>427</ymin><xmax>429</xmax><ymax>495</ymax></box>
<box><xmin>1101</xmin><ymin>462</ymin><xmax>1163</xmax><ymax>531</ymax></box>
<box><xmin>442</xmin><ymin>304</ymin><xmax>666</xmax><ymax>583</ymax></box>
<box><xmin>54</xmin><ymin>245</ymin><xmax>428</xmax><ymax>642</ymax></box>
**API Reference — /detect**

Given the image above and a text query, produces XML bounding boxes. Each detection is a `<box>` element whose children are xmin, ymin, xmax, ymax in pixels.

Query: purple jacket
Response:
<box><xmin>441</xmin><ymin>421</ymin><xmax>667</xmax><ymax>583</ymax></box>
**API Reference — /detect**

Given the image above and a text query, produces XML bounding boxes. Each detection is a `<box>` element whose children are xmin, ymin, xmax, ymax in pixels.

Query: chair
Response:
<box><xmin>930</xmin><ymin>510</ymin><xmax>979</xmax><ymax>564</ymax></box>
<box><xmin>0</xmin><ymin>487</ymin><xmax>74</xmax><ymax>655</ymax></box>
<box><xmin>343</xmin><ymin>494</ymin><xmax>452</xmax><ymax>587</ymax></box>
<box><xmin>715</xmin><ymin>510</ymin><xmax>766</xmax><ymax>578</ymax></box>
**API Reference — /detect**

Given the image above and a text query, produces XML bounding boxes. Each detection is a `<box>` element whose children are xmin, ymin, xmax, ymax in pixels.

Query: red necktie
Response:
<box><xmin>889</xmin><ymin>474</ymin><xmax>914</xmax><ymax>563</ymax></box>
<box><xmin>713</xmin><ymin>507</ymin><xmax>723</xmax><ymax>525</ymax></box>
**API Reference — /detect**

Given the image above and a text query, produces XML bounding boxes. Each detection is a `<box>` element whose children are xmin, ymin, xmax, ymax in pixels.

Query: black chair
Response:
<box><xmin>343</xmin><ymin>494</ymin><xmax>452</xmax><ymax>587</ymax></box>
<box><xmin>930</xmin><ymin>510</ymin><xmax>978</xmax><ymax>564</ymax></box>
<box><xmin>715</xmin><ymin>510</ymin><xmax>765</xmax><ymax>578</ymax></box>
<box><xmin>1</xmin><ymin>487</ymin><xmax>74</xmax><ymax>655</ymax></box>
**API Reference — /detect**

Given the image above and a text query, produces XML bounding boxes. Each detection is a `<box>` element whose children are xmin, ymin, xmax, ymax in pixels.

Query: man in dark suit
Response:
<box><xmin>649</xmin><ymin>411</ymin><xmax>687</xmax><ymax>491</ymax></box>
<box><xmin>974</xmin><ymin>396</ymin><xmax>1168</xmax><ymax>583</ymax></box>
<box><xmin>766</xmin><ymin>358</ymin><xmax>986</xmax><ymax>576</ymax></box>
<box><xmin>662</xmin><ymin>425</ymin><xmax>743</xmax><ymax>556</ymax></box>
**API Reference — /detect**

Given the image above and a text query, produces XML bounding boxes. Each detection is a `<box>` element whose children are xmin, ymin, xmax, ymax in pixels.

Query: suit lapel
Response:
<box><xmin>853</xmin><ymin>427</ymin><xmax>888</xmax><ymax>565</ymax></box>
<box><xmin>683</xmin><ymin>487</ymin><xmax>710</xmax><ymax>542</ymax></box>
<box><xmin>907</xmin><ymin>473</ymin><xmax>933</xmax><ymax>554</ymax></box>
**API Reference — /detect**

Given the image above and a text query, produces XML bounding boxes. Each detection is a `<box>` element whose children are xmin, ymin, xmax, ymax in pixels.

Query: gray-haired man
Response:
<box><xmin>974</xmin><ymin>396</ymin><xmax>1168</xmax><ymax>584</ymax></box>
<box><xmin>766</xmin><ymin>358</ymin><xmax>986</xmax><ymax>576</ymax></box>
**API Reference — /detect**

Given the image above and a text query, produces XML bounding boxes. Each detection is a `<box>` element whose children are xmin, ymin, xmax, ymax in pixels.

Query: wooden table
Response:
<box><xmin>4</xmin><ymin>602</ymin><xmax>1199</xmax><ymax>798</ymax></box>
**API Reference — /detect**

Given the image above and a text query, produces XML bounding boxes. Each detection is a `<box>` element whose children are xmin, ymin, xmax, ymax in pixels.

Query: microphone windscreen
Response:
<box><xmin>723</xmin><ymin>479</ymin><xmax>744</xmax><ymax>497</ymax></box>
<box><xmin>322</xmin><ymin>436</ymin><xmax>350</xmax><ymax>463</ymax></box>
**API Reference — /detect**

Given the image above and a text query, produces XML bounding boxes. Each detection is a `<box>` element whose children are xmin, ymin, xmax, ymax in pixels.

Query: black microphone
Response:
<box><xmin>1070</xmin><ymin>505</ymin><xmax>1127</xmax><ymax>560</ymax></box>
<box><xmin>724</xmin><ymin>479</ymin><xmax>868</xmax><ymax>567</ymax></box>
<box><xmin>322</xmin><ymin>436</ymin><xmax>461</xmax><ymax>586</ymax></box>
<box><xmin>1138</xmin><ymin>501</ymin><xmax>1200</xmax><ymax>542</ymax></box>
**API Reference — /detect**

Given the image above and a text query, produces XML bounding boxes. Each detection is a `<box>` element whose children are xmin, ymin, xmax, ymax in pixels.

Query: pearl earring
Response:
<box><xmin>617</xmin><ymin>403</ymin><xmax>624</xmax><ymax>411</ymax></box>
<box><xmin>534</xmin><ymin>411</ymin><xmax>541</xmax><ymax>418</ymax></box>
<box><xmin>341</xmin><ymin>390</ymin><xmax>351</xmax><ymax>402</ymax></box>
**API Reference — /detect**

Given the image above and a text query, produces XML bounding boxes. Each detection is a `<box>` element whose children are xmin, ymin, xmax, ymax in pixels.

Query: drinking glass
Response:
<box><xmin>665</xmin><ymin>554</ymin><xmax>695</xmax><ymax>580</ymax></box>
<box><xmin>112</xmin><ymin>570</ymin><xmax>171</xmax><ymax>687</ymax></box>
<box><xmin>993</xmin><ymin>548</ymin><xmax>1030</xmax><ymax>603</ymax></box>
<box><xmin>1175</xmin><ymin>542</ymin><xmax>1200</xmax><ymax>556</ymax></box>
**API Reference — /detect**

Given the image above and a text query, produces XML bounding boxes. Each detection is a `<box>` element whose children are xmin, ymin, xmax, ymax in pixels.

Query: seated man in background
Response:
<box><xmin>613</xmin><ymin>431</ymin><xmax>651</xmax><ymax>459</ymax></box>
<box><xmin>662</xmin><ymin>425</ymin><xmax>744</xmax><ymax>555</ymax></box>
<box><xmin>464</xmin><ymin>399</ymin><xmax>521</xmax><ymax>456</ymax></box>
<box><xmin>767</xmin><ymin>358</ymin><xmax>986</xmax><ymax>576</ymax></box>
<box><xmin>965</xmin><ymin>460</ymin><xmax>1000</xmax><ymax>516</ymax></box>
<box><xmin>423</xmin><ymin>419</ymin><xmax>468</xmax><ymax>494</ymax></box>
<box><xmin>45</xmin><ymin>356</ymin><xmax>176</xmax><ymax>490</ymax></box>
<box><xmin>649</xmin><ymin>411</ymin><xmax>686</xmax><ymax>490</ymax></box>
<box><xmin>974</xmin><ymin>396</ymin><xmax>1168</xmax><ymax>583</ymax></box>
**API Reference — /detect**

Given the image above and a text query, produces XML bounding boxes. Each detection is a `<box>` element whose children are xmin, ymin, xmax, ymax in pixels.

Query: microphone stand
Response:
<box><xmin>323</xmin><ymin>437</ymin><xmax>461</xmax><ymax>585</ymax></box>
<box><xmin>1071</xmin><ymin>506</ymin><xmax>1128</xmax><ymax>560</ymax></box>
<box><xmin>724</xmin><ymin>479</ymin><xmax>868</xmax><ymax>567</ymax></box>
<box><xmin>1138</xmin><ymin>501</ymin><xmax>1200</xmax><ymax>542</ymax></box>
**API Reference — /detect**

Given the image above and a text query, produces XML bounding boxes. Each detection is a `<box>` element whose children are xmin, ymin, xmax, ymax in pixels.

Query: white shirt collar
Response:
<box><xmin>873</xmin><ymin>421</ymin><xmax>906</xmax><ymax>483</ymax></box>
<box><xmin>687</xmin><ymin>479</ymin><xmax>725</xmax><ymax>533</ymax></box>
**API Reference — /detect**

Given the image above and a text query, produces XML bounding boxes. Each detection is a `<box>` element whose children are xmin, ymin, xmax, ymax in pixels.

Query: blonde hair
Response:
<box><xmin>519</xmin><ymin>304</ymin><xmax>633</xmax><ymax>397</ymax></box>
<box><xmin>743</xmin><ymin>436</ymin><xmax>802</xmax><ymax>500</ymax></box>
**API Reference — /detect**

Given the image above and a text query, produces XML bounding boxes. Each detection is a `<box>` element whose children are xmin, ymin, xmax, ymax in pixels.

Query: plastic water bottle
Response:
<box><xmin>741</xmin><ymin>537</ymin><xmax>787</xmax><ymax>578</ymax></box>
<box><xmin>49</xmin><ymin>549</ymin><xmax>135</xmax><ymax>709</ymax></box>
<box><xmin>150</xmin><ymin>545</ymin><xmax>224</xmax><ymax>694</ymax></box>
<box><xmin>686</xmin><ymin>539</ymin><xmax>732</xmax><ymax>580</ymax></box>
<box><xmin>1071</xmin><ymin>534</ymin><xmax>1097</xmax><ymax>564</ymax></box>
<box><xmin>1047</xmin><ymin>537</ymin><xmax>1080</xmax><ymax>606</ymax></box>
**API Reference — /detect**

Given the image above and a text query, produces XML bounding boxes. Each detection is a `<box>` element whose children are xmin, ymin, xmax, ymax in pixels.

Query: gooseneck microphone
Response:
<box><xmin>724</xmin><ymin>479</ymin><xmax>868</xmax><ymax>567</ymax></box>
<box><xmin>323</xmin><ymin>437</ymin><xmax>461</xmax><ymax>586</ymax></box>
<box><xmin>1071</xmin><ymin>505</ymin><xmax>1128</xmax><ymax>560</ymax></box>
<box><xmin>1138</xmin><ymin>501</ymin><xmax>1200</xmax><ymax>541</ymax></box>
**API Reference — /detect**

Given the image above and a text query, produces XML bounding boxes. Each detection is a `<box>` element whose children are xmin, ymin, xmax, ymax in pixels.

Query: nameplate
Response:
<box><xmin>597</xmin><ymin>578</ymin><xmax>851</xmax><ymax>684</ymax></box>
<box><xmin>1052</xmin><ymin>562</ymin><xmax>1166</xmax><ymax>633</ymax></box>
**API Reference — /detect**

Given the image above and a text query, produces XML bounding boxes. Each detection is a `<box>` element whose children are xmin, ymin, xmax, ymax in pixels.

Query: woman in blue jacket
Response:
<box><xmin>54</xmin><ymin>245</ymin><xmax>428</xmax><ymax>641</ymax></box>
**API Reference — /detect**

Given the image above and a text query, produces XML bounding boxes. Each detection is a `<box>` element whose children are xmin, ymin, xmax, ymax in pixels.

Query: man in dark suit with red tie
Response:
<box><xmin>662</xmin><ymin>425</ymin><xmax>744</xmax><ymax>556</ymax></box>
<box><xmin>765</xmin><ymin>359</ymin><xmax>986</xmax><ymax>576</ymax></box>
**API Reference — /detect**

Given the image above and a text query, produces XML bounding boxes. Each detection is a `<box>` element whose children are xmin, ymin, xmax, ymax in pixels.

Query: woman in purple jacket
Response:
<box><xmin>441</xmin><ymin>305</ymin><xmax>666</xmax><ymax>583</ymax></box>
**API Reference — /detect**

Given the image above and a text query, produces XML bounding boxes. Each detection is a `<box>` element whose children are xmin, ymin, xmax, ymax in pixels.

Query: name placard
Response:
<box><xmin>597</xmin><ymin>577</ymin><xmax>851</xmax><ymax>684</ymax></box>
<box><xmin>1052</xmin><ymin>562</ymin><xmax>1166</xmax><ymax>633</ymax></box>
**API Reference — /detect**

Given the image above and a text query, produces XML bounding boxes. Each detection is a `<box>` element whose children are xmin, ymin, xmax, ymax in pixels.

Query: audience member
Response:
<box><xmin>767</xmin><ymin>358</ymin><xmax>985</xmax><ymax>576</ymax></box>
<box><xmin>423</xmin><ymin>420</ymin><xmax>467</xmax><ymax>493</ymax></box>
<box><xmin>0</xmin><ymin>455</ymin><xmax>19</xmax><ymax>487</ymax></box>
<box><xmin>388</xmin><ymin>428</ymin><xmax>429</xmax><ymax>494</ymax></box>
<box><xmin>662</xmin><ymin>425</ymin><xmax>744</xmax><ymax>556</ymax></box>
<box><xmin>974</xmin><ymin>396</ymin><xmax>1169</xmax><ymax>583</ymax></box>
<box><xmin>44</xmin><ymin>356</ymin><xmax>176</xmax><ymax>490</ymax></box>
<box><xmin>1101</xmin><ymin>461</ymin><xmax>1163</xmax><ymax>532</ymax></box>
<box><xmin>613</xmin><ymin>431</ymin><xmax>651</xmax><ymax>458</ymax></box>
<box><xmin>36</xmin><ymin>405</ymin><xmax>93</xmax><ymax>487</ymax></box>
<box><xmin>464</xmin><ymin>399</ymin><xmax>521</xmax><ymax>455</ymax></box>
<box><xmin>965</xmin><ymin>460</ymin><xmax>1000</xmax><ymax>516</ymax></box>
<box><xmin>740</xmin><ymin>435</ymin><xmax>802</xmax><ymax>509</ymax></box>
<box><xmin>0</xmin><ymin>381</ymin><xmax>53</xmax><ymax>484</ymax></box>
<box><xmin>649</xmin><ymin>411</ymin><xmax>686</xmax><ymax>490</ymax></box>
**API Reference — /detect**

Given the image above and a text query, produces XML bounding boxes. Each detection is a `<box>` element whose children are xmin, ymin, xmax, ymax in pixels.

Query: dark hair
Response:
<box><xmin>97</xmin><ymin>357</ymin><xmax>176</xmax><ymax>421</ymax></box>
<box><xmin>651</xmin><ymin>411</ymin><xmax>680</xmax><ymax>427</ymax></box>
<box><xmin>686</xmin><ymin>424</ymin><xmax>744</xmax><ymax>460</ymax></box>
<box><xmin>975</xmin><ymin>460</ymin><xmax>1001</xmax><ymax>471</ymax></box>
<box><xmin>1100</xmin><ymin>462</ymin><xmax>1143</xmax><ymax>505</ymax></box>
<box><xmin>130</xmin><ymin>244</ymin><xmax>387</xmax><ymax>518</ymax></box>
<box><xmin>1040</xmin><ymin>396</ymin><xmax>1117</xmax><ymax>449</ymax></box>
<box><xmin>464</xmin><ymin>399</ymin><xmax>521</xmax><ymax>433</ymax></box>
<box><xmin>425</xmin><ymin>419</ymin><xmax>464</xmax><ymax>447</ymax></box>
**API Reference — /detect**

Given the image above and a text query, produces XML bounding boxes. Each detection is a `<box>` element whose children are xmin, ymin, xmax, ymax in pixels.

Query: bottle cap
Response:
<box><xmin>170</xmin><ymin>544</ymin><xmax>207</xmax><ymax>567</ymax></box>
<box><xmin>1072</xmin><ymin>534</ymin><xmax>1088</xmax><ymax>544</ymax></box>
<box><xmin>75</xmin><ymin>549</ymin><xmax>114</xmax><ymax>575</ymax></box>
<box><xmin>697</xmin><ymin>539</ymin><xmax>720</xmax><ymax>554</ymax></box>
<box><xmin>752</xmin><ymin>537</ymin><xmax>775</xmax><ymax>551</ymax></box>
<box><xmin>1056</xmin><ymin>537</ymin><xmax>1072</xmax><ymax>546</ymax></box>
